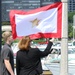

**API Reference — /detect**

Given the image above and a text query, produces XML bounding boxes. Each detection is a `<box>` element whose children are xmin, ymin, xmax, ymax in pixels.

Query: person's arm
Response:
<box><xmin>38</xmin><ymin>38</ymin><xmax>54</xmax><ymax>57</ymax></box>
<box><xmin>44</xmin><ymin>38</ymin><xmax>54</xmax><ymax>53</ymax></box>
<box><xmin>4</xmin><ymin>59</ymin><xmax>14</xmax><ymax>75</ymax></box>
<box><xmin>3</xmin><ymin>47</ymin><xmax>14</xmax><ymax>75</ymax></box>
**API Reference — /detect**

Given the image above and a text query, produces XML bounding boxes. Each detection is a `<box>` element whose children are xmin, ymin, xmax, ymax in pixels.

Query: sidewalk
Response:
<box><xmin>14</xmin><ymin>68</ymin><xmax>53</xmax><ymax>75</ymax></box>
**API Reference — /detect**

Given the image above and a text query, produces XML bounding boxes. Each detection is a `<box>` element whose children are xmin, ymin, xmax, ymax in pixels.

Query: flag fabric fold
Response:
<box><xmin>9</xmin><ymin>2</ymin><xmax>62</xmax><ymax>39</ymax></box>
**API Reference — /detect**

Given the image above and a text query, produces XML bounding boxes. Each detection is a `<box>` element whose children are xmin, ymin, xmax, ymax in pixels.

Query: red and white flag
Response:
<box><xmin>9</xmin><ymin>2</ymin><xmax>62</xmax><ymax>39</ymax></box>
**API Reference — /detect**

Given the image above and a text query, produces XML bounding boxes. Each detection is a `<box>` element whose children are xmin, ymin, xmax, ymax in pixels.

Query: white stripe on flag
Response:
<box><xmin>15</xmin><ymin>8</ymin><xmax>57</xmax><ymax>36</ymax></box>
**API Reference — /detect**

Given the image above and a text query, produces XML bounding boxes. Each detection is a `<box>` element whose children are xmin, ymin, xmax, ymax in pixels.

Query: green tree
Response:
<box><xmin>2</xmin><ymin>21</ymin><xmax>10</xmax><ymax>25</ymax></box>
<box><xmin>68</xmin><ymin>23</ymin><xmax>73</xmax><ymax>39</ymax></box>
<box><xmin>68</xmin><ymin>12</ymin><xmax>75</xmax><ymax>39</ymax></box>
<box><xmin>68</xmin><ymin>12</ymin><xmax>75</xmax><ymax>23</ymax></box>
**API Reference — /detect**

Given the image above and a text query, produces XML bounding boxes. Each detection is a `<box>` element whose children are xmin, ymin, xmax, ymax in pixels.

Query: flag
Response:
<box><xmin>9</xmin><ymin>2</ymin><xmax>62</xmax><ymax>39</ymax></box>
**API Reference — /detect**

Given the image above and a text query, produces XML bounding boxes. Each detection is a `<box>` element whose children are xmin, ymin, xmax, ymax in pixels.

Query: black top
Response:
<box><xmin>1</xmin><ymin>43</ymin><xmax>14</xmax><ymax>75</ymax></box>
<box><xmin>16</xmin><ymin>41</ymin><xmax>53</xmax><ymax>75</ymax></box>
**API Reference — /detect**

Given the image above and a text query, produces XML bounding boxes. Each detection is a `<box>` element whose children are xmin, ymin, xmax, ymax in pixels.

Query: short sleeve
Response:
<box><xmin>3</xmin><ymin>48</ymin><xmax>10</xmax><ymax>60</ymax></box>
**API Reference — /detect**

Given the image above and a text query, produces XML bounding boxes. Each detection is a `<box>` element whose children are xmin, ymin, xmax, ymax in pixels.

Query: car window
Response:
<box><xmin>68</xmin><ymin>49</ymin><xmax>75</xmax><ymax>54</ymax></box>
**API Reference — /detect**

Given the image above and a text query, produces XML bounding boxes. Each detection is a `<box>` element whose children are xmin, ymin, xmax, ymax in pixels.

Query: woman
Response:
<box><xmin>16</xmin><ymin>36</ymin><xmax>53</xmax><ymax>75</ymax></box>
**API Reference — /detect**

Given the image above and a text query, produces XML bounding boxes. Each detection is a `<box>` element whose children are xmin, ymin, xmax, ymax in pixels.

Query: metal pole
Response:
<box><xmin>73</xmin><ymin>15</ymin><xmax>75</xmax><ymax>41</ymax></box>
<box><xmin>0</xmin><ymin>0</ymin><xmax>1</xmax><ymax>53</ymax></box>
<box><xmin>0</xmin><ymin>0</ymin><xmax>2</xmax><ymax>74</ymax></box>
<box><xmin>60</xmin><ymin>0</ymin><xmax>68</xmax><ymax>75</ymax></box>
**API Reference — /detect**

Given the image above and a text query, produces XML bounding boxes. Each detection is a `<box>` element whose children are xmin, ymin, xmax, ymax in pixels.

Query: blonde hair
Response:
<box><xmin>18</xmin><ymin>36</ymin><xmax>31</xmax><ymax>50</ymax></box>
<box><xmin>2</xmin><ymin>31</ymin><xmax>12</xmax><ymax>42</ymax></box>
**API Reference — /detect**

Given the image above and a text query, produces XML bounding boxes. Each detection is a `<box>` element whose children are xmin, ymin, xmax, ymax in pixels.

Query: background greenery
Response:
<box><xmin>68</xmin><ymin>12</ymin><xmax>75</xmax><ymax>39</ymax></box>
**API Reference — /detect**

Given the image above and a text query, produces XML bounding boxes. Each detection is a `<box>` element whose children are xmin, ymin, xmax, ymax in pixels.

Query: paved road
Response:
<box><xmin>45</xmin><ymin>63</ymin><xmax>75</xmax><ymax>75</ymax></box>
<box><xmin>14</xmin><ymin>63</ymin><xmax>75</xmax><ymax>75</ymax></box>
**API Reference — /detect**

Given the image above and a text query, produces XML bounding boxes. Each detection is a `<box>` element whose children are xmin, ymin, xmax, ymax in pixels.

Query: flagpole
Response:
<box><xmin>0</xmin><ymin>0</ymin><xmax>1</xmax><ymax>53</ymax></box>
<box><xmin>0</xmin><ymin>0</ymin><xmax>2</xmax><ymax>74</ymax></box>
<box><xmin>60</xmin><ymin>0</ymin><xmax>68</xmax><ymax>75</ymax></box>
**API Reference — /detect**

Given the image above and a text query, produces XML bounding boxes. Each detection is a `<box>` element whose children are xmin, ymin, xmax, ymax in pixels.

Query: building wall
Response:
<box><xmin>2</xmin><ymin>0</ymin><xmax>75</xmax><ymax>21</ymax></box>
<box><xmin>68</xmin><ymin>0</ymin><xmax>75</xmax><ymax>12</ymax></box>
<box><xmin>2</xmin><ymin>0</ymin><xmax>40</xmax><ymax>21</ymax></box>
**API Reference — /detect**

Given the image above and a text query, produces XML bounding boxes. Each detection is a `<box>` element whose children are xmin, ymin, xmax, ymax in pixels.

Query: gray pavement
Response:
<box><xmin>45</xmin><ymin>63</ymin><xmax>75</xmax><ymax>75</ymax></box>
<box><xmin>14</xmin><ymin>63</ymin><xmax>75</xmax><ymax>75</ymax></box>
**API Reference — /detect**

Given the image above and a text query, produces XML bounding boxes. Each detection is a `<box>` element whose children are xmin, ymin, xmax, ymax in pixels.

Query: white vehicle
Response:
<box><xmin>49</xmin><ymin>48</ymin><xmax>75</xmax><ymax>64</ymax></box>
<box><xmin>12</xmin><ymin>43</ymin><xmax>75</xmax><ymax>64</ymax></box>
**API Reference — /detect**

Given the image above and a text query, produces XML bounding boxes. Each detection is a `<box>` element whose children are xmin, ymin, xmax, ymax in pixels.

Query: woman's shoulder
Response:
<box><xmin>16</xmin><ymin>50</ymin><xmax>21</xmax><ymax>54</ymax></box>
<box><xmin>30</xmin><ymin>47</ymin><xmax>40</xmax><ymax>52</ymax></box>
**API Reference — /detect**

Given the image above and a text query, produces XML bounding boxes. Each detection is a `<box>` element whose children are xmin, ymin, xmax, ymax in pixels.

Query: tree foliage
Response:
<box><xmin>2</xmin><ymin>21</ymin><xmax>10</xmax><ymax>25</ymax></box>
<box><xmin>68</xmin><ymin>23</ymin><xmax>73</xmax><ymax>39</ymax></box>
<box><xmin>68</xmin><ymin>12</ymin><xmax>75</xmax><ymax>39</ymax></box>
<box><xmin>68</xmin><ymin>12</ymin><xmax>75</xmax><ymax>23</ymax></box>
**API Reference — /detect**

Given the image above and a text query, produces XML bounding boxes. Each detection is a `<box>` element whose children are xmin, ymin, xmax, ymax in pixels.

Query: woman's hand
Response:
<box><xmin>49</xmin><ymin>38</ymin><xmax>55</xmax><ymax>42</ymax></box>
